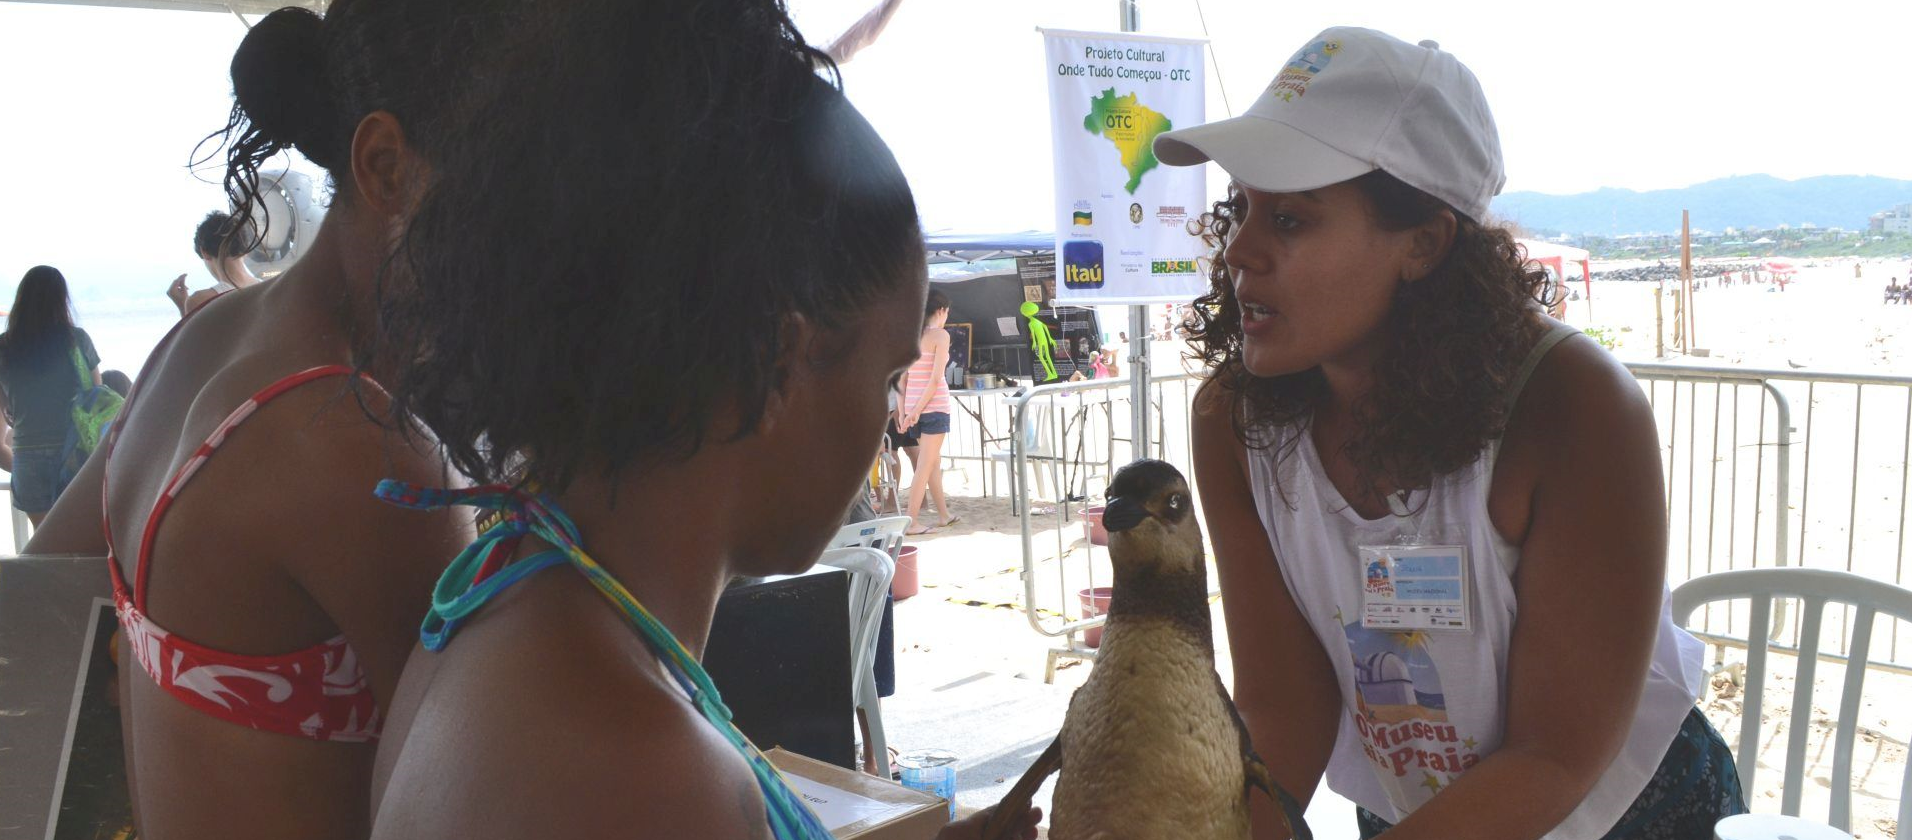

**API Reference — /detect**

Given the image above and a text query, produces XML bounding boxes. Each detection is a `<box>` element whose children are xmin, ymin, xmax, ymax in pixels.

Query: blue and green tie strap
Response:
<box><xmin>373</xmin><ymin>479</ymin><xmax>835</xmax><ymax>840</ymax></box>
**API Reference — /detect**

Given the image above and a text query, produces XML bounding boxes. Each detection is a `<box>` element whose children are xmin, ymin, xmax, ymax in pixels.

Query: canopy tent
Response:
<box><xmin>2</xmin><ymin>0</ymin><xmax>319</xmax><ymax>12</ymax></box>
<box><xmin>924</xmin><ymin>230</ymin><xmax>1053</xmax><ymax>265</ymax></box>
<box><xmin>1764</xmin><ymin>259</ymin><xmax>1799</xmax><ymax>275</ymax></box>
<box><xmin>1516</xmin><ymin>238</ymin><xmax>1593</xmax><ymax>316</ymax></box>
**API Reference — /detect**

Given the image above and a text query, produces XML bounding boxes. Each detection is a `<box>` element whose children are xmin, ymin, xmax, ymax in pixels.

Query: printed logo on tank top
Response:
<box><xmin>1340</xmin><ymin>610</ymin><xmax>1483</xmax><ymax>808</ymax></box>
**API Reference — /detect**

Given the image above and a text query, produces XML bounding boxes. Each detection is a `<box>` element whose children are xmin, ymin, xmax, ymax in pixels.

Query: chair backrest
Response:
<box><xmin>1670</xmin><ymin>568</ymin><xmax>1912</xmax><ymax>832</ymax></box>
<box><xmin>814</xmin><ymin>546</ymin><xmax>895</xmax><ymax>703</ymax></box>
<box><xmin>1012</xmin><ymin>400</ymin><xmax>1057</xmax><ymax>456</ymax></box>
<box><xmin>830</xmin><ymin>515</ymin><xmax>910</xmax><ymax>560</ymax></box>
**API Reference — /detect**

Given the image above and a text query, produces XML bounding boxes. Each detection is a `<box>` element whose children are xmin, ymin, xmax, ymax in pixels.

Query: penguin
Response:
<box><xmin>984</xmin><ymin>459</ymin><xmax>1311</xmax><ymax>840</ymax></box>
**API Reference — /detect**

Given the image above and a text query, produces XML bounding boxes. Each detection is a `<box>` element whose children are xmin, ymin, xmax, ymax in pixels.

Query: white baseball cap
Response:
<box><xmin>1154</xmin><ymin>26</ymin><xmax>1504</xmax><ymax>221</ymax></box>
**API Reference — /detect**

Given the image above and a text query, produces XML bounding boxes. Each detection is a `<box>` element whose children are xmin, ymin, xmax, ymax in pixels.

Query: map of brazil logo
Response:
<box><xmin>1083</xmin><ymin>88</ymin><xmax>1173</xmax><ymax>195</ymax></box>
<box><xmin>1063</xmin><ymin>240</ymin><xmax>1105</xmax><ymax>289</ymax></box>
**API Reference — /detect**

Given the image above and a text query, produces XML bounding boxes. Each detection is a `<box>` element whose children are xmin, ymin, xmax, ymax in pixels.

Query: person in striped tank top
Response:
<box><xmin>898</xmin><ymin>289</ymin><xmax>957</xmax><ymax>535</ymax></box>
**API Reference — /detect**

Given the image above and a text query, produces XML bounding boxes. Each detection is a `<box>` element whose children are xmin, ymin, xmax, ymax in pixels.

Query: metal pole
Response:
<box><xmin>1121</xmin><ymin>0</ymin><xmax>1151</xmax><ymax>464</ymax></box>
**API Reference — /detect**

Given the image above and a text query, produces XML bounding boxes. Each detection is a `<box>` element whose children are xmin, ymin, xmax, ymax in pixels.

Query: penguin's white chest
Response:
<box><xmin>1049</xmin><ymin>619</ymin><xmax>1250</xmax><ymax>840</ymax></box>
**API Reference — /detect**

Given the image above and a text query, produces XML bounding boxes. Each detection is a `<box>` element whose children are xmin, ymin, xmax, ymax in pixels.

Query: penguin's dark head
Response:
<box><xmin>1102</xmin><ymin>459</ymin><xmax>1204</xmax><ymax>571</ymax></box>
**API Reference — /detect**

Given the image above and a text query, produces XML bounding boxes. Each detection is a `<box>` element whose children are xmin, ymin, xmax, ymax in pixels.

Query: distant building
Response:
<box><xmin>1871</xmin><ymin>204</ymin><xmax>1912</xmax><ymax>235</ymax></box>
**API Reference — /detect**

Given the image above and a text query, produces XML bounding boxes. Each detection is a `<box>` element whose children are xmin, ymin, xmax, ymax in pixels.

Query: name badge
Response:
<box><xmin>1358</xmin><ymin>544</ymin><xmax>1471</xmax><ymax>633</ymax></box>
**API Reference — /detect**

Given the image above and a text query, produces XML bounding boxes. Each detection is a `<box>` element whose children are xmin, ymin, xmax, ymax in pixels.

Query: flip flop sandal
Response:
<box><xmin>907</xmin><ymin>524</ymin><xmax>938</xmax><ymax>536</ymax></box>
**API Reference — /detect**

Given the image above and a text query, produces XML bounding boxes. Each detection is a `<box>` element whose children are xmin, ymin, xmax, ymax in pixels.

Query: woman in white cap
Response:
<box><xmin>1170</xmin><ymin>27</ymin><xmax>1745</xmax><ymax>839</ymax></box>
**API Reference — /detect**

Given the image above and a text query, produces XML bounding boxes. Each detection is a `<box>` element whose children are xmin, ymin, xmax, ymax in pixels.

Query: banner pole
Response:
<box><xmin>1120</xmin><ymin>0</ymin><xmax>1152</xmax><ymax>462</ymax></box>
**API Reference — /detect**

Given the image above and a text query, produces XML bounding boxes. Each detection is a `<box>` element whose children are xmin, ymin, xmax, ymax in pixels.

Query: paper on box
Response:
<box><xmin>765</xmin><ymin>748</ymin><xmax>948</xmax><ymax>840</ymax></box>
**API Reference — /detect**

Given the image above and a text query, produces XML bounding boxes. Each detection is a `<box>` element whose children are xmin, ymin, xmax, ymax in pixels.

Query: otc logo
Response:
<box><xmin>1272</xmin><ymin>38</ymin><xmax>1341</xmax><ymax>101</ymax></box>
<box><xmin>1150</xmin><ymin>258</ymin><xmax>1199</xmax><ymax>275</ymax></box>
<box><xmin>1062</xmin><ymin>240</ymin><xmax>1105</xmax><ymax>289</ymax></box>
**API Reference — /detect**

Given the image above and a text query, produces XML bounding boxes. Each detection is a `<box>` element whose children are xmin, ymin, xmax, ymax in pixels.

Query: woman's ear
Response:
<box><xmin>349</xmin><ymin>111</ymin><xmax>426</xmax><ymax>218</ymax></box>
<box><xmin>1402</xmin><ymin>207</ymin><xmax>1459</xmax><ymax>282</ymax></box>
<box><xmin>756</xmin><ymin>312</ymin><xmax>818</xmax><ymax>434</ymax></box>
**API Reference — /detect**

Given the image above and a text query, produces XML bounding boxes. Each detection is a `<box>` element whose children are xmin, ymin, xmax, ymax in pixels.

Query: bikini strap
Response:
<box><xmin>373</xmin><ymin>480</ymin><xmax>833</xmax><ymax>840</ymax></box>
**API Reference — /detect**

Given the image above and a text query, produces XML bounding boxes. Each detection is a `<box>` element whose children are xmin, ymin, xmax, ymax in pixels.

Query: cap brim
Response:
<box><xmin>1154</xmin><ymin>115</ymin><xmax>1376</xmax><ymax>194</ymax></box>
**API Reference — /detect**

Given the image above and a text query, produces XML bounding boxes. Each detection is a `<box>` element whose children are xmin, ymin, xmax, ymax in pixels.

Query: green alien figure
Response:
<box><xmin>1020</xmin><ymin>300</ymin><xmax>1058</xmax><ymax>382</ymax></box>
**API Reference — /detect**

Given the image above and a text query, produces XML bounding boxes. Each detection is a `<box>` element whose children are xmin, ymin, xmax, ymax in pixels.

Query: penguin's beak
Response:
<box><xmin>1102</xmin><ymin>495</ymin><xmax>1150</xmax><ymax>532</ymax></box>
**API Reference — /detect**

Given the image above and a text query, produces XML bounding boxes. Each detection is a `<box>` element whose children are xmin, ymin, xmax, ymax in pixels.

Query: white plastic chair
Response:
<box><xmin>989</xmin><ymin>401</ymin><xmax>1063</xmax><ymax>508</ymax></box>
<box><xmin>816</xmin><ymin>537</ymin><xmax>900</xmax><ymax>779</ymax></box>
<box><xmin>833</xmin><ymin>515</ymin><xmax>909</xmax><ymax>562</ymax></box>
<box><xmin>1670</xmin><ymin>568</ymin><xmax>1912</xmax><ymax>836</ymax></box>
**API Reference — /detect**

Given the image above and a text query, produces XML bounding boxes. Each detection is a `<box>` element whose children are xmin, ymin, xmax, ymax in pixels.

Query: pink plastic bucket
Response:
<box><xmin>1080</xmin><ymin>506</ymin><xmax>1108</xmax><ymax>546</ymax></box>
<box><xmin>1078</xmin><ymin>586</ymin><xmax>1113</xmax><ymax>647</ymax></box>
<box><xmin>892</xmin><ymin>546</ymin><xmax>919</xmax><ymax>600</ymax></box>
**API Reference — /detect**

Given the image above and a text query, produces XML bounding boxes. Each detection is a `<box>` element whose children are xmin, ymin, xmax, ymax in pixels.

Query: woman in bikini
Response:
<box><xmin>27</xmin><ymin>7</ymin><xmax>470</xmax><ymax>838</ymax></box>
<box><xmin>360</xmin><ymin>2</ymin><xmax>1033</xmax><ymax>837</ymax></box>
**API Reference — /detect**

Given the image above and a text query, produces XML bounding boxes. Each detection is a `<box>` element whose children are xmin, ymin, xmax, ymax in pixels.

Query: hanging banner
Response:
<box><xmin>1042</xmin><ymin>28</ymin><xmax>1207</xmax><ymax>305</ymax></box>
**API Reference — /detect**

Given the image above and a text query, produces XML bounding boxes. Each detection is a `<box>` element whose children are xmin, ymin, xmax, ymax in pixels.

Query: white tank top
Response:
<box><xmin>1243</xmin><ymin>327</ymin><xmax>1705</xmax><ymax>837</ymax></box>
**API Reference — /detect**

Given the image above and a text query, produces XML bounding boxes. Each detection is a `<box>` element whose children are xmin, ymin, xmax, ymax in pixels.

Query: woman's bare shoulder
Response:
<box><xmin>372</xmin><ymin>579</ymin><xmax>770</xmax><ymax>839</ymax></box>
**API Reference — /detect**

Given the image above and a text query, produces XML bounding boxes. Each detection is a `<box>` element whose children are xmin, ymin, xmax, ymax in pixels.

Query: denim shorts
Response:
<box><xmin>912</xmin><ymin>411</ymin><xmax>951</xmax><ymax>436</ymax></box>
<box><xmin>10</xmin><ymin>443</ymin><xmax>70</xmax><ymax>514</ymax></box>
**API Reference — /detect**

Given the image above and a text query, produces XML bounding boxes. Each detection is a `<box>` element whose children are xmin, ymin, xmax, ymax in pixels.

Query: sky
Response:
<box><xmin>2</xmin><ymin>0</ymin><xmax>1910</xmax><ymax>305</ymax></box>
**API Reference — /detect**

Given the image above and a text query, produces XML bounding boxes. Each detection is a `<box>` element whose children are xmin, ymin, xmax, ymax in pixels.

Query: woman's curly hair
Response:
<box><xmin>1186</xmin><ymin>170</ymin><xmax>1556</xmax><ymax>494</ymax></box>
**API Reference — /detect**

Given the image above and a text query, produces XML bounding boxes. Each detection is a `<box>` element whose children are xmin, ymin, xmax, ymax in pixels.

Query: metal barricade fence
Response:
<box><xmin>998</xmin><ymin>362</ymin><xmax>1912</xmax><ymax>679</ymax></box>
<box><xmin>994</xmin><ymin>374</ymin><xmax>1200</xmax><ymax>676</ymax></box>
<box><xmin>1631</xmin><ymin>363</ymin><xmax>1912</xmax><ymax>675</ymax></box>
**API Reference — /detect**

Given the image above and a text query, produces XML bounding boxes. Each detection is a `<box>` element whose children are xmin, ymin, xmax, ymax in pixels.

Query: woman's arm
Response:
<box><xmin>1379</xmin><ymin>340</ymin><xmax>1668</xmax><ymax>840</ymax></box>
<box><xmin>1192</xmin><ymin>378</ymin><xmax>1341</xmax><ymax>840</ymax></box>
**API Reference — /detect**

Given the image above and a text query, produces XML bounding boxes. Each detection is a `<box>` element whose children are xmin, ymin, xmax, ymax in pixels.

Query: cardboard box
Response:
<box><xmin>766</xmin><ymin>747</ymin><xmax>949</xmax><ymax>840</ymax></box>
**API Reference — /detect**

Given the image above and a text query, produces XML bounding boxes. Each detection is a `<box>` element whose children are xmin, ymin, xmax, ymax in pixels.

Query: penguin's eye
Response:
<box><xmin>1167</xmin><ymin>494</ymin><xmax>1185</xmax><ymax>510</ymax></box>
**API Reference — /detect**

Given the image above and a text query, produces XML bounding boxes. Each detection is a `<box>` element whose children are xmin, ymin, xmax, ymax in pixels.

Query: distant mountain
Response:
<box><xmin>1490</xmin><ymin>174</ymin><xmax>1912</xmax><ymax>236</ymax></box>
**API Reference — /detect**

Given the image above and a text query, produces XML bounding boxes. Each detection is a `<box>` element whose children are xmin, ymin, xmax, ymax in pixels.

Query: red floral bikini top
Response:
<box><xmin>102</xmin><ymin>358</ymin><xmax>381</xmax><ymax>743</ymax></box>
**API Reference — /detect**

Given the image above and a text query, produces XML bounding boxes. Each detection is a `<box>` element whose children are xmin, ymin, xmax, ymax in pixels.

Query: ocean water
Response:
<box><xmin>71</xmin><ymin>293</ymin><xmax>184</xmax><ymax>381</ymax></box>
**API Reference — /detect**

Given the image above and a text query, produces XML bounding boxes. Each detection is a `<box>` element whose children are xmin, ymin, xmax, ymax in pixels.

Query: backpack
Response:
<box><xmin>60</xmin><ymin>343</ymin><xmax>124</xmax><ymax>481</ymax></box>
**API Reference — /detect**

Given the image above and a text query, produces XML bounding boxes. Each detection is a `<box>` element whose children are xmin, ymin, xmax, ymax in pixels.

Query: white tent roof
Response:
<box><xmin>3</xmin><ymin>0</ymin><xmax>319</xmax><ymax>13</ymax></box>
<box><xmin>1515</xmin><ymin>238</ymin><xmax>1592</xmax><ymax>264</ymax></box>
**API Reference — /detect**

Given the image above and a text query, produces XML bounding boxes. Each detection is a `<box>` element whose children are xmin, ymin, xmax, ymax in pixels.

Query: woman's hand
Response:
<box><xmin>934</xmin><ymin>804</ymin><xmax>1041</xmax><ymax>840</ymax></box>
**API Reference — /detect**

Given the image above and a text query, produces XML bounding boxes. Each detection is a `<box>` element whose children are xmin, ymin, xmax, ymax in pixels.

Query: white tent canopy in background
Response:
<box><xmin>1</xmin><ymin>0</ymin><xmax>318</xmax><ymax>12</ymax></box>
<box><xmin>1516</xmin><ymin>238</ymin><xmax>1593</xmax><ymax>316</ymax></box>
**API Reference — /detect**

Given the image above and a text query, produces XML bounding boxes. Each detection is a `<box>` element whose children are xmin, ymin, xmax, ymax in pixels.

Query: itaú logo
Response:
<box><xmin>1063</xmin><ymin>240</ymin><xmax>1105</xmax><ymax>288</ymax></box>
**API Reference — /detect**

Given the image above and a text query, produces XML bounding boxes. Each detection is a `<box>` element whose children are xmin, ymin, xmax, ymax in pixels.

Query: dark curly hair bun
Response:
<box><xmin>230</xmin><ymin>8</ymin><xmax>339</xmax><ymax>170</ymax></box>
